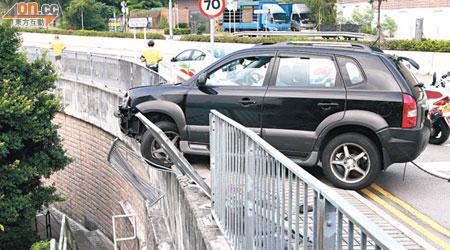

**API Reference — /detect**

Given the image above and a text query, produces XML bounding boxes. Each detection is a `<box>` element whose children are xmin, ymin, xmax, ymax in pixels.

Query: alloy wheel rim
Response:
<box><xmin>150</xmin><ymin>131</ymin><xmax>180</xmax><ymax>164</ymax></box>
<box><xmin>329</xmin><ymin>143</ymin><xmax>370</xmax><ymax>184</ymax></box>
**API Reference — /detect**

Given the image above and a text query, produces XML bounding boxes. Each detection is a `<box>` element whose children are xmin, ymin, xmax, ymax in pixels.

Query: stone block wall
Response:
<box><xmin>47</xmin><ymin>113</ymin><xmax>142</xmax><ymax>250</ymax></box>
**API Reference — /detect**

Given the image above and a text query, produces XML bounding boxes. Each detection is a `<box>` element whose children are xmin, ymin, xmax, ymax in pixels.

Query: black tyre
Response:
<box><xmin>140</xmin><ymin>121</ymin><xmax>180</xmax><ymax>168</ymax></box>
<box><xmin>429</xmin><ymin>118</ymin><xmax>450</xmax><ymax>145</ymax></box>
<box><xmin>321</xmin><ymin>133</ymin><xmax>381</xmax><ymax>190</ymax></box>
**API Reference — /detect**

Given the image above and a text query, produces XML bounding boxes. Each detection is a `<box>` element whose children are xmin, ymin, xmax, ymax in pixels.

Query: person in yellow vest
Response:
<box><xmin>50</xmin><ymin>35</ymin><xmax>66</xmax><ymax>71</ymax></box>
<box><xmin>140</xmin><ymin>39</ymin><xmax>163</xmax><ymax>73</ymax></box>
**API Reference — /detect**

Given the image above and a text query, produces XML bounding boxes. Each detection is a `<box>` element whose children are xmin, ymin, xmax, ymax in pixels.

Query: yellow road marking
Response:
<box><xmin>361</xmin><ymin>188</ymin><xmax>450</xmax><ymax>250</ymax></box>
<box><xmin>371</xmin><ymin>183</ymin><xmax>450</xmax><ymax>238</ymax></box>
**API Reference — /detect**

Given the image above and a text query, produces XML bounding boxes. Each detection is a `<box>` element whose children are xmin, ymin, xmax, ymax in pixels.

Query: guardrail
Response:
<box><xmin>232</xmin><ymin>31</ymin><xmax>365</xmax><ymax>40</ymax></box>
<box><xmin>209</xmin><ymin>110</ymin><xmax>405</xmax><ymax>250</ymax></box>
<box><xmin>21</xmin><ymin>46</ymin><xmax>167</xmax><ymax>92</ymax></box>
<box><xmin>58</xmin><ymin>214</ymin><xmax>77</xmax><ymax>250</ymax></box>
<box><xmin>135</xmin><ymin>112</ymin><xmax>211</xmax><ymax>196</ymax></box>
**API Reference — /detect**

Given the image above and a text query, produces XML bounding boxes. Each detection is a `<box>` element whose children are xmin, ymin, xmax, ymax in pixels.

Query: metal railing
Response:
<box><xmin>232</xmin><ymin>31</ymin><xmax>365</xmax><ymax>40</ymax></box>
<box><xmin>58</xmin><ymin>214</ymin><xmax>77</xmax><ymax>250</ymax></box>
<box><xmin>209</xmin><ymin>110</ymin><xmax>405</xmax><ymax>250</ymax></box>
<box><xmin>112</xmin><ymin>214</ymin><xmax>137</xmax><ymax>250</ymax></box>
<box><xmin>21</xmin><ymin>46</ymin><xmax>167</xmax><ymax>92</ymax></box>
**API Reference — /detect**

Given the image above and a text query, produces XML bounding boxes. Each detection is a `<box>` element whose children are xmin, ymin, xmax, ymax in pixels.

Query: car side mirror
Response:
<box><xmin>171</xmin><ymin>57</ymin><xmax>177</xmax><ymax>62</ymax></box>
<box><xmin>197</xmin><ymin>73</ymin><xmax>207</xmax><ymax>87</ymax></box>
<box><xmin>443</xmin><ymin>72</ymin><xmax>450</xmax><ymax>79</ymax></box>
<box><xmin>270</xmin><ymin>17</ymin><xmax>274</xmax><ymax>24</ymax></box>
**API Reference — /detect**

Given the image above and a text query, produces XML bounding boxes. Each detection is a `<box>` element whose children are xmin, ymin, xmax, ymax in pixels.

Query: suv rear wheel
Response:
<box><xmin>322</xmin><ymin>133</ymin><xmax>381</xmax><ymax>190</ymax></box>
<box><xmin>140</xmin><ymin>121</ymin><xmax>179</xmax><ymax>168</ymax></box>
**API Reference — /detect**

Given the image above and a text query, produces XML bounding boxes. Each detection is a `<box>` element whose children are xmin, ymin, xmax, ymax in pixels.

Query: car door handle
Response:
<box><xmin>317</xmin><ymin>102</ymin><xmax>339</xmax><ymax>110</ymax></box>
<box><xmin>239</xmin><ymin>98</ymin><xmax>257</xmax><ymax>106</ymax></box>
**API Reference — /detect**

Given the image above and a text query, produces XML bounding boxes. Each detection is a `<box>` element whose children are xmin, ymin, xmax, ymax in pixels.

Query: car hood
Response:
<box><xmin>128</xmin><ymin>84</ymin><xmax>191</xmax><ymax>108</ymax></box>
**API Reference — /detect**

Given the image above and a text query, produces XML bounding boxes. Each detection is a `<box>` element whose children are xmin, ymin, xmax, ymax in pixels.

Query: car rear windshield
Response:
<box><xmin>395</xmin><ymin>61</ymin><xmax>423</xmax><ymax>99</ymax></box>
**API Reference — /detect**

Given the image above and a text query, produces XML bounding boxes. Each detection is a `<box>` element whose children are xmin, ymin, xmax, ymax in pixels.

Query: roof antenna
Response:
<box><xmin>370</xmin><ymin>36</ymin><xmax>380</xmax><ymax>48</ymax></box>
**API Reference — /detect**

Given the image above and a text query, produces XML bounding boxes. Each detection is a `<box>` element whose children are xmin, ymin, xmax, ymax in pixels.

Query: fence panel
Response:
<box><xmin>209</xmin><ymin>110</ymin><xmax>405</xmax><ymax>250</ymax></box>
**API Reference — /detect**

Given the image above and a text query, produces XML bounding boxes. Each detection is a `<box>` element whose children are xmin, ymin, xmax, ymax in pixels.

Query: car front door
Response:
<box><xmin>185</xmin><ymin>51</ymin><xmax>275</xmax><ymax>144</ymax></box>
<box><xmin>261</xmin><ymin>52</ymin><xmax>346</xmax><ymax>158</ymax></box>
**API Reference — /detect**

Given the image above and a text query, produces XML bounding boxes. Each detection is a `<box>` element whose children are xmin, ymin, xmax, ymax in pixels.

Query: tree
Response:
<box><xmin>369</xmin><ymin>0</ymin><xmax>387</xmax><ymax>40</ymax></box>
<box><xmin>66</xmin><ymin>0</ymin><xmax>115</xmax><ymax>30</ymax></box>
<box><xmin>0</xmin><ymin>22</ymin><xmax>71</xmax><ymax>250</ymax></box>
<box><xmin>351</xmin><ymin>7</ymin><xmax>375</xmax><ymax>34</ymax></box>
<box><xmin>381</xmin><ymin>14</ymin><xmax>397</xmax><ymax>37</ymax></box>
<box><xmin>303</xmin><ymin>0</ymin><xmax>337</xmax><ymax>25</ymax></box>
<box><xmin>126</xmin><ymin>0</ymin><xmax>163</xmax><ymax>10</ymax></box>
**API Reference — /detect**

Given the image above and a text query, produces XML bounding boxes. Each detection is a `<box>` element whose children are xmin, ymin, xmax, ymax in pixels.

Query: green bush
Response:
<box><xmin>178</xmin><ymin>22</ymin><xmax>188</xmax><ymax>29</ymax></box>
<box><xmin>30</xmin><ymin>240</ymin><xmax>56</xmax><ymax>250</ymax></box>
<box><xmin>180</xmin><ymin>35</ymin><xmax>450</xmax><ymax>52</ymax></box>
<box><xmin>164</xmin><ymin>28</ymin><xmax>191</xmax><ymax>35</ymax></box>
<box><xmin>196</xmin><ymin>23</ymin><xmax>206</xmax><ymax>35</ymax></box>
<box><xmin>19</xmin><ymin>28</ymin><xmax>165</xmax><ymax>40</ymax></box>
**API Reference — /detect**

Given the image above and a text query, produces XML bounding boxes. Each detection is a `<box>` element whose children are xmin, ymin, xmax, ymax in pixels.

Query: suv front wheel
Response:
<box><xmin>321</xmin><ymin>133</ymin><xmax>381</xmax><ymax>190</ymax></box>
<box><xmin>140</xmin><ymin>121</ymin><xmax>180</xmax><ymax>168</ymax></box>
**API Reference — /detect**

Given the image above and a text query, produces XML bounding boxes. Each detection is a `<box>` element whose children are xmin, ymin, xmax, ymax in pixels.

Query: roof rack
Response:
<box><xmin>276</xmin><ymin>41</ymin><xmax>374</xmax><ymax>52</ymax></box>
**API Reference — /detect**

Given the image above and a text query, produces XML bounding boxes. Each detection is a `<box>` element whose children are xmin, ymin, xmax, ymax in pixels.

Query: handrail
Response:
<box><xmin>209</xmin><ymin>110</ymin><xmax>405</xmax><ymax>250</ymax></box>
<box><xmin>58</xmin><ymin>214</ymin><xmax>77</xmax><ymax>250</ymax></box>
<box><xmin>112</xmin><ymin>214</ymin><xmax>137</xmax><ymax>250</ymax></box>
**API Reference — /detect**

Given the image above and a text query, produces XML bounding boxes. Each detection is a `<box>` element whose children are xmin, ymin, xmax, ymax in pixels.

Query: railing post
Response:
<box><xmin>90</xmin><ymin>53</ymin><xmax>93</xmax><ymax>83</ymax></box>
<box><xmin>245</xmin><ymin>138</ymin><xmax>255</xmax><ymax>250</ymax></box>
<box><xmin>210</xmin><ymin>113</ymin><xmax>216</xmax><ymax>206</ymax></box>
<box><xmin>75</xmin><ymin>52</ymin><xmax>78</xmax><ymax>80</ymax></box>
<box><xmin>50</xmin><ymin>239</ymin><xmax>56</xmax><ymax>250</ymax></box>
<box><xmin>319</xmin><ymin>198</ymin><xmax>336</xmax><ymax>250</ymax></box>
<box><xmin>103</xmin><ymin>56</ymin><xmax>107</xmax><ymax>82</ymax></box>
<box><xmin>129</xmin><ymin>61</ymin><xmax>133</xmax><ymax>89</ymax></box>
<box><xmin>117</xmin><ymin>59</ymin><xmax>121</xmax><ymax>90</ymax></box>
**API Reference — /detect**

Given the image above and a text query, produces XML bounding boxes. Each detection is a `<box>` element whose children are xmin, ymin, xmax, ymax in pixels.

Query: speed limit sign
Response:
<box><xmin>199</xmin><ymin>0</ymin><xmax>226</xmax><ymax>18</ymax></box>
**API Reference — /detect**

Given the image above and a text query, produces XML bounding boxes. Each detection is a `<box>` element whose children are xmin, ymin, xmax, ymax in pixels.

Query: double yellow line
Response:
<box><xmin>362</xmin><ymin>184</ymin><xmax>450</xmax><ymax>249</ymax></box>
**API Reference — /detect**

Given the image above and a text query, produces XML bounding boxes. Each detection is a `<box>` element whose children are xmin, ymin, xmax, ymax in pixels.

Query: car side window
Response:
<box><xmin>175</xmin><ymin>50</ymin><xmax>192</xmax><ymax>61</ymax></box>
<box><xmin>275</xmin><ymin>57</ymin><xmax>337</xmax><ymax>88</ymax></box>
<box><xmin>192</xmin><ymin>50</ymin><xmax>205</xmax><ymax>61</ymax></box>
<box><xmin>337</xmin><ymin>56</ymin><xmax>365</xmax><ymax>86</ymax></box>
<box><xmin>205</xmin><ymin>56</ymin><xmax>271</xmax><ymax>87</ymax></box>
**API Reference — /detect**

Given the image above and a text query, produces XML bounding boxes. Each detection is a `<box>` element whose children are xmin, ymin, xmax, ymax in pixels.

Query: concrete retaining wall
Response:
<box><xmin>45</xmin><ymin>77</ymin><xmax>227</xmax><ymax>249</ymax></box>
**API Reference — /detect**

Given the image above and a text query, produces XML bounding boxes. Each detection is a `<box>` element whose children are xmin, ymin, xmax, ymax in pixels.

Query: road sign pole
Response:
<box><xmin>257</xmin><ymin>14</ymin><xmax>259</xmax><ymax>32</ymax></box>
<box><xmin>233</xmin><ymin>9</ymin><xmax>236</xmax><ymax>33</ymax></box>
<box><xmin>133</xmin><ymin>28</ymin><xmax>136</xmax><ymax>39</ymax></box>
<box><xmin>210</xmin><ymin>18</ymin><xmax>214</xmax><ymax>55</ymax></box>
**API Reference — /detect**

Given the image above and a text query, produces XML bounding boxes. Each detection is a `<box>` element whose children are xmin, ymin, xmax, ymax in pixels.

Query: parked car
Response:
<box><xmin>116</xmin><ymin>42</ymin><xmax>430</xmax><ymax>190</ymax></box>
<box><xmin>170</xmin><ymin>48</ymin><xmax>230</xmax><ymax>77</ymax></box>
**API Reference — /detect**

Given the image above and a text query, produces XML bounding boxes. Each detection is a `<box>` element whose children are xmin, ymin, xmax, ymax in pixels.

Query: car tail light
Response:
<box><xmin>433</xmin><ymin>96</ymin><xmax>449</xmax><ymax>106</ymax></box>
<box><xmin>402</xmin><ymin>94</ymin><xmax>417</xmax><ymax>128</ymax></box>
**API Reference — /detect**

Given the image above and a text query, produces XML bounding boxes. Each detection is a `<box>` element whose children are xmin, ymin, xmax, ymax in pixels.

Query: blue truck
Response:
<box><xmin>223</xmin><ymin>1</ymin><xmax>291</xmax><ymax>31</ymax></box>
<box><xmin>279</xmin><ymin>3</ymin><xmax>317</xmax><ymax>31</ymax></box>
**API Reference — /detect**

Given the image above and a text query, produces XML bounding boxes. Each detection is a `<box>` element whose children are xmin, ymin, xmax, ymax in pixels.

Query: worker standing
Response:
<box><xmin>49</xmin><ymin>35</ymin><xmax>66</xmax><ymax>71</ymax></box>
<box><xmin>140</xmin><ymin>39</ymin><xmax>163</xmax><ymax>73</ymax></box>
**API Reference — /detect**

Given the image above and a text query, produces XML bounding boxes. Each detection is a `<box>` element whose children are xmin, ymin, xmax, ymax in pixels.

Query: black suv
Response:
<box><xmin>116</xmin><ymin>42</ymin><xmax>430</xmax><ymax>190</ymax></box>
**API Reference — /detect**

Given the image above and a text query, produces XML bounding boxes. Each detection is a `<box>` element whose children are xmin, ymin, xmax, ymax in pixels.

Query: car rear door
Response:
<box><xmin>185</xmin><ymin>51</ymin><xmax>276</xmax><ymax>144</ymax></box>
<box><xmin>261</xmin><ymin>51</ymin><xmax>346</xmax><ymax>158</ymax></box>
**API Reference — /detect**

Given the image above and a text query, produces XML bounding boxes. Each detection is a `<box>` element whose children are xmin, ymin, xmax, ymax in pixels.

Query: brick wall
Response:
<box><xmin>46</xmin><ymin>113</ymin><xmax>143</xmax><ymax>250</ymax></box>
<box><xmin>337</xmin><ymin>0</ymin><xmax>450</xmax><ymax>9</ymax></box>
